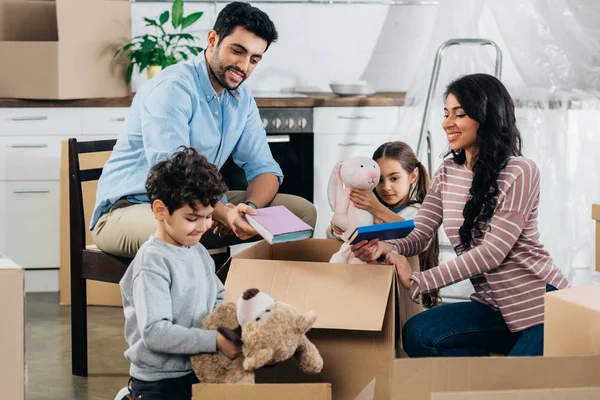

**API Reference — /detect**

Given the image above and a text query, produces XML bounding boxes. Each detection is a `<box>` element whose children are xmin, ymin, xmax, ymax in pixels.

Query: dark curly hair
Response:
<box><xmin>213</xmin><ymin>1</ymin><xmax>278</xmax><ymax>51</ymax></box>
<box><xmin>373</xmin><ymin>141</ymin><xmax>441</xmax><ymax>307</ymax></box>
<box><xmin>444</xmin><ymin>74</ymin><xmax>522</xmax><ymax>254</ymax></box>
<box><xmin>145</xmin><ymin>147</ymin><xmax>227</xmax><ymax>214</ymax></box>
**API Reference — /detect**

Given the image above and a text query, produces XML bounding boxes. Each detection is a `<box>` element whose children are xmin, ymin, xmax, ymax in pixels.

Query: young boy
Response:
<box><xmin>118</xmin><ymin>147</ymin><xmax>245</xmax><ymax>399</ymax></box>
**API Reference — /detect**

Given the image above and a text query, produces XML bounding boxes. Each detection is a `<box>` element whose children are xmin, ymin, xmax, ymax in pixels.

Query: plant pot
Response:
<box><xmin>147</xmin><ymin>66</ymin><xmax>163</xmax><ymax>80</ymax></box>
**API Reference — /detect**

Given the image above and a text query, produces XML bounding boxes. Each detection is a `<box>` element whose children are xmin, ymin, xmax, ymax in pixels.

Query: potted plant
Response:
<box><xmin>114</xmin><ymin>0</ymin><xmax>205</xmax><ymax>84</ymax></box>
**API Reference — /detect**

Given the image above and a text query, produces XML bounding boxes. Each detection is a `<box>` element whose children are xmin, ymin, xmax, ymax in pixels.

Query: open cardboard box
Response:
<box><xmin>431</xmin><ymin>387</ymin><xmax>600</xmax><ymax>400</ymax></box>
<box><xmin>196</xmin><ymin>239</ymin><xmax>600</xmax><ymax>400</ymax></box>
<box><xmin>593</xmin><ymin>204</ymin><xmax>600</xmax><ymax>272</ymax></box>
<box><xmin>0</xmin><ymin>0</ymin><xmax>130</xmax><ymax>99</ymax></box>
<box><xmin>0</xmin><ymin>255</ymin><xmax>25</xmax><ymax>399</ymax></box>
<box><xmin>193</xmin><ymin>383</ymin><xmax>331</xmax><ymax>399</ymax></box>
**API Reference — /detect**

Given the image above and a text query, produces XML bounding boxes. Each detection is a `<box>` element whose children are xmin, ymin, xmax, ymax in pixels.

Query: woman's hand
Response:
<box><xmin>216</xmin><ymin>332</ymin><xmax>242</xmax><ymax>359</ymax></box>
<box><xmin>350</xmin><ymin>239</ymin><xmax>393</xmax><ymax>262</ymax></box>
<box><xmin>350</xmin><ymin>189</ymin><xmax>382</xmax><ymax>215</ymax></box>
<box><xmin>385</xmin><ymin>252</ymin><xmax>412</xmax><ymax>289</ymax></box>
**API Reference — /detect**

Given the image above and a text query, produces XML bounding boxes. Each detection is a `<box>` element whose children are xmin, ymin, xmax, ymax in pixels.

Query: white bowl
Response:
<box><xmin>330</xmin><ymin>81</ymin><xmax>375</xmax><ymax>97</ymax></box>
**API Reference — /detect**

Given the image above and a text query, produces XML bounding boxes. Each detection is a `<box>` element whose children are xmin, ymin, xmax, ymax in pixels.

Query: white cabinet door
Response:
<box><xmin>0</xmin><ymin>181</ymin><xmax>60</xmax><ymax>269</ymax></box>
<box><xmin>313</xmin><ymin>133</ymin><xmax>392</xmax><ymax>238</ymax></box>
<box><xmin>313</xmin><ymin>107</ymin><xmax>401</xmax><ymax>135</ymax></box>
<box><xmin>0</xmin><ymin>136</ymin><xmax>71</xmax><ymax>181</ymax></box>
<box><xmin>0</xmin><ymin>108</ymin><xmax>81</xmax><ymax>136</ymax></box>
<box><xmin>81</xmin><ymin>108</ymin><xmax>129</xmax><ymax>136</ymax></box>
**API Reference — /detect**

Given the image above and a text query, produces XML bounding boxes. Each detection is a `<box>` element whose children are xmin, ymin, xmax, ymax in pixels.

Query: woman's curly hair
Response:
<box><xmin>444</xmin><ymin>74</ymin><xmax>522</xmax><ymax>254</ymax></box>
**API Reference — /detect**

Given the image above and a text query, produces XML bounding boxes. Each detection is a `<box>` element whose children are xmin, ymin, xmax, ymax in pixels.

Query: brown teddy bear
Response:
<box><xmin>190</xmin><ymin>288</ymin><xmax>323</xmax><ymax>384</ymax></box>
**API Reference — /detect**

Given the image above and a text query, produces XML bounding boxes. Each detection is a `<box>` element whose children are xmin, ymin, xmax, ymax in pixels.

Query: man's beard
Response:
<box><xmin>209</xmin><ymin>48</ymin><xmax>246</xmax><ymax>91</ymax></box>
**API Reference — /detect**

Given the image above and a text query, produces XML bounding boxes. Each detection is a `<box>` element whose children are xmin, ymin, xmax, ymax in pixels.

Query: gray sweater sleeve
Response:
<box><xmin>132</xmin><ymin>261</ymin><xmax>218</xmax><ymax>355</ymax></box>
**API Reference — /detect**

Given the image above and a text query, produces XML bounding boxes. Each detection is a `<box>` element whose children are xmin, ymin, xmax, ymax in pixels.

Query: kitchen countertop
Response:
<box><xmin>0</xmin><ymin>92</ymin><xmax>406</xmax><ymax>108</ymax></box>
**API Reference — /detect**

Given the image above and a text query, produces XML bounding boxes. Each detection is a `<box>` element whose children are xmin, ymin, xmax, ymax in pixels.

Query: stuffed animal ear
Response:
<box><xmin>327</xmin><ymin>161</ymin><xmax>343</xmax><ymax>211</ymax></box>
<box><xmin>243</xmin><ymin>348</ymin><xmax>274</xmax><ymax>371</ymax></box>
<box><xmin>295</xmin><ymin>311</ymin><xmax>317</xmax><ymax>334</ymax></box>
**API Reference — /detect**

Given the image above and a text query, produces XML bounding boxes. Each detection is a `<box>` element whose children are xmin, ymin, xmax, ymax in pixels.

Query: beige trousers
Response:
<box><xmin>92</xmin><ymin>191</ymin><xmax>317</xmax><ymax>258</ymax></box>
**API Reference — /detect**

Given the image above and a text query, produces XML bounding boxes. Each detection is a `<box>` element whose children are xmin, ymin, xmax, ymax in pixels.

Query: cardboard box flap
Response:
<box><xmin>593</xmin><ymin>204</ymin><xmax>600</xmax><ymax>221</ymax></box>
<box><xmin>546</xmin><ymin>284</ymin><xmax>600</xmax><ymax>312</ymax></box>
<box><xmin>224</xmin><ymin>258</ymin><xmax>395</xmax><ymax>332</ymax></box>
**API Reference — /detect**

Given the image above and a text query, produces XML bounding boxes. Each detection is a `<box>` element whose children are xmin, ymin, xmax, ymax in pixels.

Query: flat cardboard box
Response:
<box><xmin>59</xmin><ymin>141</ymin><xmax>123</xmax><ymax>306</ymax></box>
<box><xmin>218</xmin><ymin>239</ymin><xmax>600</xmax><ymax>400</ymax></box>
<box><xmin>431</xmin><ymin>387</ymin><xmax>600</xmax><ymax>400</ymax></box>
<box><xmin>593</xmin><ymin>204</ymin><xmax>600</xmax><ymax>272</ymax></box>
<box><xmin>0</xmin><ymin>0</ymin><xmax>130</xmax><ymax>99</ymax></box>
<box><xmin>0</xmin><ymin>255</ymin><xmax>25</xmax><ymax>399</ymax></box>
<box><xmin>544</xmin><ymin>284</ymin><xmax>600</xmax><ymax>356</ymax></box>
<box><xmin>193</xmin><ymin>383</ymin><xmax>331</xmax><ymax>399</ymax></box>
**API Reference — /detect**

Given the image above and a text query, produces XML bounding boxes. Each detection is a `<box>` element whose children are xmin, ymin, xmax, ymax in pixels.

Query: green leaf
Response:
<box><xmin>125</xmin><ymin>63</ymin><xmax>134</xmax><ymax>84</ymax></box>
<box><xmin>169</xmin><ymin>33</ymin><xmax>195</xmax><ymax>41</ymax></box>
<box><xmin>159</xmin><ymin>11</ymin><xmax>169</xmax><ymax>26</ymax></box>
<box><xmin>143</xmin><ymin>17</ymin><xmax>159</xmax><ymax>27</ymax></box>
<box><xmin>181</xmin><ymin>12</ymin><xmax>203</xmax><ymax>30</ymax></box>
<box><xmin>172</xmin><ymin>0</ymin><xmax>183</xmax><ymax>29</ymax></box>
<box><xmin>179</xmin><ymin>51</ymin><xmax>189</xmax><ymax>60</ymax></box>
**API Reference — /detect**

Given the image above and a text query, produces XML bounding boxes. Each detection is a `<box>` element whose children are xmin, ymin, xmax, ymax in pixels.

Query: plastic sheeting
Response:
<box><xmin>394</xmin><ymin>0</ymin><xmax>600</xmax><ymax>297</ymax></box>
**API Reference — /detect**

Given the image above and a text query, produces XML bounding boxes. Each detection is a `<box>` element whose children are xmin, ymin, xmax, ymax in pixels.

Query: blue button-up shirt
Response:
<box><xmin>90</xmin><ymin>53</ymin><xmax>283</xmax><ymax>229</ymax></box>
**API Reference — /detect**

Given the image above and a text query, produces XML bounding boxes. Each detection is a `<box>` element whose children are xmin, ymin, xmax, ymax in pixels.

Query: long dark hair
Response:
<box><xmin>373</xmin><ymin>141</ymin><xmax>440</xmax><ymax>308</ymax></box>
<box><xmin>444</xmin><ymin>74</ymin><xmax>522</xmax><ymax>254</ymax></box>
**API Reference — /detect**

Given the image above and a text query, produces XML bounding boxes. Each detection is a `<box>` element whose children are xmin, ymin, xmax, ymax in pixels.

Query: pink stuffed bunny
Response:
<box><xmin>327</xmin><ymin>156</ymin><xmax>381</xmax><ymax>264</ymax></box>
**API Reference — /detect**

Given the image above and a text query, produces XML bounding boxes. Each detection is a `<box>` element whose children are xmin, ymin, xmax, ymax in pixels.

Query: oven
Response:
<box><xmin>219</xmin><ymin>107</ymin><xmax>314</xmax><ymax>202</ymax></box>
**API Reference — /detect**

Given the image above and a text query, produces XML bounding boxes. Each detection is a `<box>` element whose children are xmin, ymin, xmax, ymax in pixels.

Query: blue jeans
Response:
<box><xmin>402</xmin><ymin>285</ymin><xmax>557</xmax><ymax>357</ymax></box>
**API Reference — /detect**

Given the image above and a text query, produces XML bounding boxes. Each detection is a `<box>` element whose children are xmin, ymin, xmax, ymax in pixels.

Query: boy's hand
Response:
<box><xmin>350</xmin><ymin>189</ymin><xmax>382</xmax><ymax>215</ymax></box>
<box><xmin>217</xmin><ymin>331</ymin><xmax>242</xmax><ymax>359</ymax></box>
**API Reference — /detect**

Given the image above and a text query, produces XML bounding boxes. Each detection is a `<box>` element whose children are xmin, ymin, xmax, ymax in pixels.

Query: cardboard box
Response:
<box><xmin>216</xmin><ymin>239</ymin><xmax>419</xmax><ymax>400</ymax></box>
<box><xmin>431</xmin><ymin>387</ymin><xmax>600</xmax><ymax>400</ymax></box>
<box><xmin>0</xmin><ymin>0</ymin><xmax>130</xmax><ymax>99</ymax></box>
<box><xmin>218</xmin><ymin>239</ymin><xmax>600</xmax><ymax>400</ymax></box>
<box><xmin>593</xmin><ymin>204</ymin><xmax>600</xmax><ymax>272</ymax></box>
<box><xmin>544</xmin><ymin>284</ymin><xmax>600</xmax><ymax>357</ymax></box>
<box><xmin>193</xmin><ymin>383</ymin><xmax>331</xmax><ymax>399</ymax></box>
<box><xmin>0</xmin><ymin>255</ymin><xmax>25</xmax><ymax>399</ymax></box>
<box><xmin>59</xmin><ymin>141</ymin><xmax>122</xmax><ymax>306</ymax></box>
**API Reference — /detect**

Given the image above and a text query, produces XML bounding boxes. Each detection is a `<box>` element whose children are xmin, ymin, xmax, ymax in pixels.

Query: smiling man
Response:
<box><xmin>90</xmin><ymin>2</ymin><xmax>316</xmax><ymax>258</ymax></box>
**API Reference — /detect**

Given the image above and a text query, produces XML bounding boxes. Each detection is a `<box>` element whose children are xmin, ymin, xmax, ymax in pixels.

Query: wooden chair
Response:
<box><xmin>68</xmin><ymin>138</ymin><xmax>230</xmax><ymax>376</ymax></box>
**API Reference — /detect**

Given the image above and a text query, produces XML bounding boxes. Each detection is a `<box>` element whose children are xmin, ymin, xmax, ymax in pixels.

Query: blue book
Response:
<box><xmin>348</xmin><ymin>219</ymin><xmax>415</xmax><ymax>245</ymax></box>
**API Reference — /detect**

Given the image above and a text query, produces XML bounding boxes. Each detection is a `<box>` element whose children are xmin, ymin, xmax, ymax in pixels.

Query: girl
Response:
<box><xmin>331</xmin><ymin>141</ymin><xmax>440</xmax><ymax>308</ymax></box>
<box><xmin>351</xmin><ymin>74</ymin><xmax>570</xmax><ymax>357</ymax></box>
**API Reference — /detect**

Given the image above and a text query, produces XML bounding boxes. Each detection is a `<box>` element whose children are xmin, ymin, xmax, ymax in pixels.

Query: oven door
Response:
<box><xmin>219</xmin><ymin>132</ymin><xmax>314</xmax><ymax>202</ymax></box>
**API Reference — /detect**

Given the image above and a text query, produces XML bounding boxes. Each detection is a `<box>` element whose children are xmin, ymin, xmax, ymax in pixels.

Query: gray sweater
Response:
<box><xmin>119</xmin><ymin>235</ymin><xmax>225</xmax><ymax>381</ymax></box>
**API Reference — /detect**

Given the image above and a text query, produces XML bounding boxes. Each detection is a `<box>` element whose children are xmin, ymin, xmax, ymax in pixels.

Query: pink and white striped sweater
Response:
<box><xmin>391</xmin><ymin>157</ymin><xmax>569</xmax><ymax>332</ymax></box>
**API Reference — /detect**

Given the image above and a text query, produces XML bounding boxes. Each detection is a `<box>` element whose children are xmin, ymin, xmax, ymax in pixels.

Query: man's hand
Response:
<box><xmin>211</xmin><ymin>204</ymin><xmax>235</xmax><ymax>237</ymax></box>
<box><xmin>350</xmin><ymin>188</ymin><xmax>383</xmax><ymax>215</ymax></box>
<box><xmin>223</xmin><ymin>203</ymin><xmax>258</xmax><ymax>240</ymax></box>
<box><xmin>216</xmin><ymin>332</ymin><xmax>242</xmax><ymax>359</ymax></box>
<box><xmin>385</xmin><ymin>252</ymin><xmax>412</xmax><ymax>289</ymax></box>
<box><xmin>351</xmin><ymin>239</ymin><xmax>394</xmax><ymax>263</ymax></box>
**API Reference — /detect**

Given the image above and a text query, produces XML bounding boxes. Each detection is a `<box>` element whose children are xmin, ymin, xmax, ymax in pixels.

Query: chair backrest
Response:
<box><xmin>68</xmin><ymin>138</ymin><xmax>117</xmax><ymax>252</ymax></box>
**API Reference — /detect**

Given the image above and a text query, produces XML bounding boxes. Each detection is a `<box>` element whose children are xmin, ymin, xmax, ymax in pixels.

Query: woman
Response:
<box><xmin>351</xmin><ymin>73</ymin><xmax>569</xmax><ymax>357</ymax></box>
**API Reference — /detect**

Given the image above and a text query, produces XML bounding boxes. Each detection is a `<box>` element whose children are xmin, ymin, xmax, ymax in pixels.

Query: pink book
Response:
<box><xmin>245</xmin><ymin>205</ymin><xmax>314</xmax><ymax>244</ymax></box>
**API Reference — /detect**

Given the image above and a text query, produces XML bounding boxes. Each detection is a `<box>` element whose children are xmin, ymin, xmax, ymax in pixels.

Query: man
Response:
<box><xmin>90</xmin><ymin>1</ymin><xmax>316</xmax><ymax>258</ymax></box>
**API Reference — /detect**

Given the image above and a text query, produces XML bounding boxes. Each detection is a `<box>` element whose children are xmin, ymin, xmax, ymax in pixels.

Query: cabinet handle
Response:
<box><xmin>111</xmin><ymin>117</ymin><xmax>126</xmax><ymax>122</ymax></box>
<box><xmin>337</xmin><ymin>115</ymin><xmax>373</xmax><ymax>120</ymax></box>
<box><xmin>338</xmin><ymin>142</ymin><xmax>373</xmax><ymax>147</ymax></box>
<box><xmin>13</xmin><ymin>188</ymin><xmax>50</xmax><ymax>194</ymax></box>
<box><xmin>8</xmin><ymin>144</ymin><xmax>48</xmax><ymax>148</ymax></box>
<box><xmin>8</xmin><ymin>116</ymin><xmax>49</xmax><ymax>121</ymax></box>
<box><xmin>267</xmin><ymin>135</ymin><xmax>291</xmax><ymax>144</ymax></box>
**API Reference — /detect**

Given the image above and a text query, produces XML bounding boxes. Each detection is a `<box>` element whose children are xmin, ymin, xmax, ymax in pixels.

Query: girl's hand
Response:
<box><xmin>351</xmin><ymin>239</ymin><xmax>393</xmax><ymax>262</ymax></box>
<box><xmin>350</xmin><ymin>189</ymin><xmax>382</xmax><ymax>215</ymax></box>
<box><xmin>330</xmin><ymin>222</ymin><xmax>344</xmax><ymax>236</ymax></box>
<box><xmin>385</xmin><ymin>252</ymin><xmax>412</xmax><ymax>289</ymax></box>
